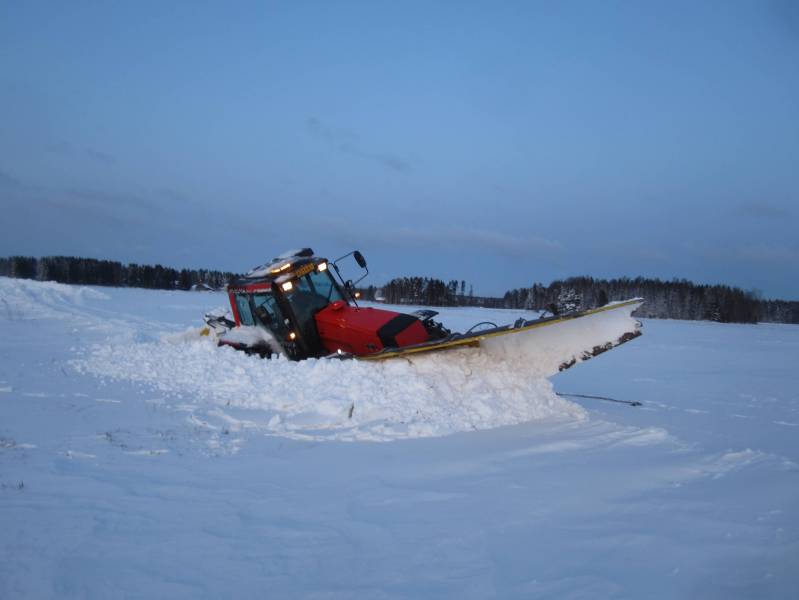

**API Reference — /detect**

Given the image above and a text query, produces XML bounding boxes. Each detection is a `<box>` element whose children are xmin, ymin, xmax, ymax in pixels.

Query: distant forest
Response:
<box><xmin>2</xmin><ymin>255</ymin><xmax>797</xmax><ymax>324</ymax></box>
<box><xmin>370</xmin><ymin>277</ymin><xmax>502</xmax><ymax>309</ymax></box>
<box><xmin>361</xmin><ymin>275</ymin><xmax>799</xmax><ymax>325</ymax></box>
<box><xmin>501</xmin><ymin>276</ymin><xmax>798</xmax><ymax>324</ymax></box>
<box><xmin>0</xmin><ymin>255</ymin><xmax>236</xmax><ymax>290</ymax></box>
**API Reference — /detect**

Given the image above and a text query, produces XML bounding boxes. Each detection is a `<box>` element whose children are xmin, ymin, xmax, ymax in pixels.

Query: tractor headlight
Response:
<box><xmin>281</xmin><ymin>281</ymin><xmax>293</xmax><ymax>292</ymax></box>
<box><xmin>271</xmin><ymin>262</ymin><xmax>292</xmax><ymax>274</ymax></box>
<box><xmin>317</xmin><ymin>262</ymin><xmax>328</xmax><ymax>271</ymax></box>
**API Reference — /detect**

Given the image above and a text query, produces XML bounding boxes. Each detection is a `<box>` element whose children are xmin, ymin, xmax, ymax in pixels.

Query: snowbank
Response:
<box><xmin>73</xmin><ymin>337</ymin><xmax>584</xmax><ymax>441</ymax></box>
<box><xmin>0</xmin><ymin>277</ymin><xmax>109</xmax><ymax>320</ymax></box>
<box><xmin>217</xmin><ymin>325</ymin><xmax>282</xmax><ymax>354</ymax></box>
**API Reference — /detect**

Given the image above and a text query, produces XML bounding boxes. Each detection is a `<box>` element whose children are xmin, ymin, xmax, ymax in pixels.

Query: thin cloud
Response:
<box><xmin>44</xmin><ymin>140</ymin><xmax>117</xmax><ymax>167</ymax></box>
<box><xmin>306</xmin><ymin>117</ymin><xmax>412</xmax><ymax>174</ymax></box>
<box><xmin>737</xmin><ymin>201</ymin><xmax>792</xmax><ymax>219</ymax></box>
<box><xmin>313</xmin><ymin>216</ymin><xmax>563</xmax><ymax>259</ymax></box>
<box><xmin>592</xmin><ymin>239</ymin><xmax>670</xmax><ymax>262</ymax></box>
<box><xmin>62</xmin><ymin>187</ymin><xmax>156</xmax><ymax>211</ymax></box>
<box><xmin>0</xmin><ymin>167</ymin><xmax>21</xmax><ymax>189</ymax></box>
<box><xmin>436</xmin><ymin>226</ymin><xmax>563</xmax><ymax>258</ymax></box>
<box><xmin>359</xmin><ymin>151</ymin><xmax>411</xmax><ymax>173</ymax></box>
<box><xmin>85</xmin><ymin>148</ymin><xmax>117</xmax><ymax>167</ymax></box>
<box><xmin>735</xmin><ymin>243</ymin><xmax>799</xmax><ymax>264</ymax></box>
<box><xmin>306</xmin><ymin>117</ymin><xmax>356</xmax><ymax>147</ymax></box>
<box><xmin>45</xmin><ymin>140</ymin><xmax>73</xmax><ymax>156</ymax></box>
<box><xmin>770</xmin><ymin>0</ymin><xmax>799</xmax><ymax>40</ymax></box>
<box><xmin>158</xmin><ymin>188</ymin><xmax>188</xmax><ymax>203</ymax></box>
<box><xmin>688</xmin><ymin>240</ymin><xmax>799</xmax><ymax>266</ymax></box>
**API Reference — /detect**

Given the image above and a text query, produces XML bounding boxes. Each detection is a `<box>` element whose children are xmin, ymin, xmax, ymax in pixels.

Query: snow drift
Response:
<box><xmin>0</xmin><ymin>277</ymin><xmax>109</xmax><ymax>320</ymax></box>
<box><xmin>73</xmin><ymin>338</ymin><xmax>585</xmax><ymax>441</ymax></box>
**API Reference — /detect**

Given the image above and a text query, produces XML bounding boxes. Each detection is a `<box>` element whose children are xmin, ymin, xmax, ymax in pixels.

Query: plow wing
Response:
<box><xmin>358</xmin><ymin>299</ymin><xmax>644</xmax><ymax>377</ymax></box>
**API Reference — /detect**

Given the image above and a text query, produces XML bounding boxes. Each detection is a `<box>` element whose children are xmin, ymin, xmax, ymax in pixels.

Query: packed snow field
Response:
<box><xmin>1</xmin><ymin>277</ymin><xmax>797</xmax><ymax>598</ymax></box>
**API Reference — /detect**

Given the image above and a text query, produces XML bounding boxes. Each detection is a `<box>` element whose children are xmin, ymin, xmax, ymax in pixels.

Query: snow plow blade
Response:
<box><xmin>357</xmin><ymin>299</ymin><xmax>643</xmax><ymax>377</ymax></box>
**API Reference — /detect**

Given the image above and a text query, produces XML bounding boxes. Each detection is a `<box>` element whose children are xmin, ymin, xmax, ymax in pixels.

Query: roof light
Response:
<box><xmin>281</xmin><ymin>281</ymin><xmax>293</xmax><ymax>292</ymax></box>
<box><xmin>288</xmin><ymin>332</ymin><xmax>296</xmax><ymax>340</ymax></box>
<box><xmin>270</xmin><ymin>262</ymin><xmax>292</xmax><ymax>274</ymax></box>
<box><xmin>317</xmin><ymin>262</ymin><xmax>328</xmax><ymax>272</ymax></box>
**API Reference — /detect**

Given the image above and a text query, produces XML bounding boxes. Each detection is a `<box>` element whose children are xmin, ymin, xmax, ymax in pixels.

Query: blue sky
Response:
<box><xmin>1</xmin><ymin>1</ymin><xmax>797</xmax><ymax>298</ymax></box>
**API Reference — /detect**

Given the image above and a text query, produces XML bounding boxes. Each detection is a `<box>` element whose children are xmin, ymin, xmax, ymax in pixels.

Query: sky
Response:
<box><xmin>1</xmin><ymin>1</ymin><xmax>797</xmax><ymax>298</ymax></box>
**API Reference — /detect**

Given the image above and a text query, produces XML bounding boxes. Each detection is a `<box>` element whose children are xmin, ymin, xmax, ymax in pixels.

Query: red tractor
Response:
<box><xmin>208</xmin><ymin>248</ymin><xmax>643</xmax><ymax>368</ymax></box>
<box><xmin>214</xmin><ymin>248</ymin><xmax>449</xmax><ymax>360</ymax></box>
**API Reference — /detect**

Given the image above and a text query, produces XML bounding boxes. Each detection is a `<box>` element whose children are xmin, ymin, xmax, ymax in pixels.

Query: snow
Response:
<box><xmin>217</xmin><ymin>325</ymin><xmax>282</xmax><ymax>354</ymax></box>
<box><xmin>1</xmin><ymin>277</ymin><xmax>798</xmax><ymax>598</ymax></box>
<box><xmin>74</xmin><ymin>341</ymin><xmax>583</xmax><ymax>441</ymax></box>
<box><xmin>245</xmin><ymin>249</ymin><xmax>311</xmax><ymax>278</ymax></box>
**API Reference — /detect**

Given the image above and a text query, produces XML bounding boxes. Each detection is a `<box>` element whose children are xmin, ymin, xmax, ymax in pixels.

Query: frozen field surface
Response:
<box><xmin>1</xmin><ymin>277</ymin><xmax>797</xmax><ymax>598</ymax></box>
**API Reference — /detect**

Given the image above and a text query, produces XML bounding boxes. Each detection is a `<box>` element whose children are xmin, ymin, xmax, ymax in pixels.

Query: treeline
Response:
<box><xmin>3</xmin><ymin>255</ymin><xmax>797</xmax><ymax>323</ymax></box>
<box><xmin>0</xmin><ymin>255</ymin><xmax>236</xmax><ymax>290</ymax></box>
<box><xmin>753</xmin><ymin>299</ymin><xmax>799</xmax><ymax>324</ymax></box>
<box><xmin>502</xmin><ymin>276</ymin><xmax>799</xmax><ymax>324</ymax></box>
<box><xmin>378</xmin><ymin>277</ymin><xmax>462</xmax><ymax>306</ymax></box>
<box><xmin>363</xmin><ymin>273</ymin><xmax>798</xmax><ymax>324</ymax></box>
<box><xmin>363</xmin><ymin>277</ymin><xmax>504</xmax><ymax>307</ymax></box>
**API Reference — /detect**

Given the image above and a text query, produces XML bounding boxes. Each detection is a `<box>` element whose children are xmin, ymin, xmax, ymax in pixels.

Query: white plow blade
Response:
<box><xmin>480</xmin><ymin>300</ymin><xmax>644</xmax><ymax>378</ymax></box>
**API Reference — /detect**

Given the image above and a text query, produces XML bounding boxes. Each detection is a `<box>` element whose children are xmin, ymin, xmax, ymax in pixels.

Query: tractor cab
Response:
<box><xmin>221</xmin><ymin>248</ymin><xmax>447</xmax><ymax>360</ymax></box>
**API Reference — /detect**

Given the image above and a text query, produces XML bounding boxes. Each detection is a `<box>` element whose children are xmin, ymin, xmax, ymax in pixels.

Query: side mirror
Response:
<box><xmin>353</xmin><ymin>250</ymin><xmax>367</xmax><ymax>269</ymax></box>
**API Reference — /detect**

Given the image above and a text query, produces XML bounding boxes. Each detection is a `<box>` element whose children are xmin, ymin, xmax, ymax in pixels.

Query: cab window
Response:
<box><xmin>252</xmin><ymin>293</ymin><xmax>288</xmax><ymax>336</ymax></box>
<box><xmin>306</xmin><ymin>270</ymin><xmax>344</xmax><ymax>303</ymax></box>
<box><xmin>234</xmin><ymin>294</ymin><xmax>255</xmax><ymax>326</ymax></box>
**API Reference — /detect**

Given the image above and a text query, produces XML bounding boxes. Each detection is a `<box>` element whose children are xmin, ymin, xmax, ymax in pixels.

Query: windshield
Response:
<box><xmin>285</xmin><ymin>271</ymin><xmax>343</xmax><ymax>313</ymax></box>
<box><xmin>307</xmin><ymin>269</ymin><xmax>345</xmax><ymax>303</ymax></box>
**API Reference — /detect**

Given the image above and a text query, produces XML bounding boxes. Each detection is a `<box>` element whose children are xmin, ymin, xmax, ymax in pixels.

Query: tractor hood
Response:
<box><xmin>314</xmin><ymin>301</ymin><xmax>430</xmax><ymax>355</ymax></box>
